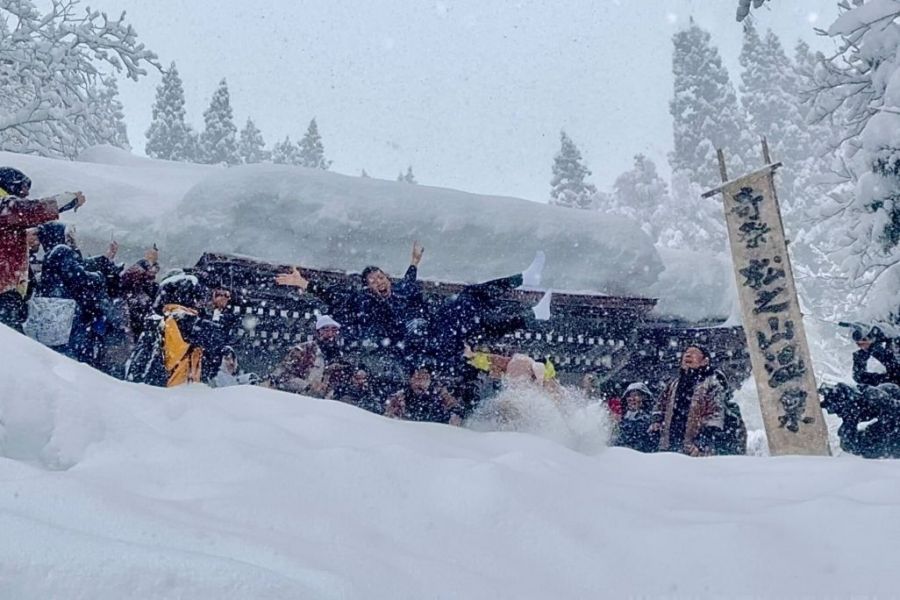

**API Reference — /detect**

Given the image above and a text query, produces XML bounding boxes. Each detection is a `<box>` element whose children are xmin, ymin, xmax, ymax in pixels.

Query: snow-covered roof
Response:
<box><xmin>1</xmin><ymin>146</ymin><xmax>662</xmax><ymax>295</ymax></box>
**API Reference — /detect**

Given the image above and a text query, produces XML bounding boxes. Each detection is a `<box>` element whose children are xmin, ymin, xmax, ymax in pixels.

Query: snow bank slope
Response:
<box><xmin>1</xmin><ymin>327</ymin><xmax>899</xmax><ymax>599</ymax></box>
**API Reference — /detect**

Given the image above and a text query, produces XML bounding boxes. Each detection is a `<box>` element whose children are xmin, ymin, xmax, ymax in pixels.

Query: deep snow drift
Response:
<box><xmin>2</xmin><ymin>328</ymin><xmax>899</xmax><ymax>599</ymax></box>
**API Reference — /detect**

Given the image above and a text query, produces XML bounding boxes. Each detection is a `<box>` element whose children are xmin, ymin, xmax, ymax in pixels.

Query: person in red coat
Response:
<box><xmin>0</xmin><ymin>167</ymin><xmax>85</xmax><ymax>331</ymax></box>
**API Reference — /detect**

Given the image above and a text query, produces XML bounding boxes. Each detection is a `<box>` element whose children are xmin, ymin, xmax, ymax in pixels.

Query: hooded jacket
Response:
<box><xmin>36</xmin><ymin>222</ymin><xmax>106</xmax><ymax>318</ymax></box>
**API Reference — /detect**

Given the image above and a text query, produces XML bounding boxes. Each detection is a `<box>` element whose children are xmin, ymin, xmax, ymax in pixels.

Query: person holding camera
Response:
<box><xmin>851</xmin><ymin>325</ymin><xmax>900</xmax><ymax>387</ymax></box>
<box><xmin>0</xmin><ymin>167</ymin><xmax>85</xmax><ymax>331</ymax></box>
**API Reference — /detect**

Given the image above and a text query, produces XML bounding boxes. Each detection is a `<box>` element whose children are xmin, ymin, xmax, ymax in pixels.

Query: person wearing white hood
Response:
<box><xmin>614</xmin><ymin>382</ymin><xmax>659</xmax><ymax>453</ymax></box>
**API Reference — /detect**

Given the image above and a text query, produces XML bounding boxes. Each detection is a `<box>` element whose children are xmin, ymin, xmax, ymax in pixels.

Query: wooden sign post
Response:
<box><xmin>702</xmin><ymin>143</ymin><xmax>830</xmax><ymax>456</ymax></box>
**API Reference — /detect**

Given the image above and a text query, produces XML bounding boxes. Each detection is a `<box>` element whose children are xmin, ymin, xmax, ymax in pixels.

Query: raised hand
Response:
<box><xmin>411</xmin><ymin>240</ymin><xmax>425</xmax><ymax>267</ymax></box>
<box><xmin>275</xmin><ymin>267</ymin><xmax>309</xmax><ymax>291</ymax></box>
<box><xmin>105</xmin><ymin>240</ymin><xmax>119</xmax><ymax>260</ymax></box>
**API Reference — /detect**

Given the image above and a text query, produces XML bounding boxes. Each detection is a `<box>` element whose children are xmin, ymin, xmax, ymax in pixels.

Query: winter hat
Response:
<box><xmin>37</xmin><ymin>222</ymin><xmax>66</xmax><ymax>250</ymax></box>
<box><xmin>315</xmin><ymin>315</ymin><xmax>341</xmax><ymax>330</ymax></box>
<box><xmin>155</xmin><ymin>273</ymin><xmax>203</xmax><ymax>310</ymax></box>
<box><xmin>0</xmin><ymin>167</ymin><xmax>31</xmax><ymax>197</ymax></box>
<box><xmin>623</xmin><ymin>382</ymin><xmax>653</xmax><ymax>399</ymax></box>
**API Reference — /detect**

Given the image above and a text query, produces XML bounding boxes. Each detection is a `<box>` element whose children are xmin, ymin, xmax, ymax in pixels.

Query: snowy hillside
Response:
<box><xmin>4</xmin><ymin>147</ymin><xmax>662</xmax><ymax>295</ymax></box>
<box><xmin>2</xmin><ymin>328</ymin><xmax>899</xmax><ymax>599</ymax></box>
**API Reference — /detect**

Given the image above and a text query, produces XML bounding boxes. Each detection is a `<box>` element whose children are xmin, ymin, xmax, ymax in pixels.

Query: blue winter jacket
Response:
<box><xmin>36</xmin><ymin>222</ymin><xmax>106</xmax><ymax>319</ymax></box>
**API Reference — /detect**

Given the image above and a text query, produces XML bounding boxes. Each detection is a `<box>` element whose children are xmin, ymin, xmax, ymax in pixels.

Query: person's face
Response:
<box><xmin>15</xmin><ymin>181</ymin><xmax>30</xmax><ymax>198</ymax></box>
<box><xmin>409</xmin><ymin>369</ymin><xmax>431</xmax><ymax>394</ymax></box>
<box><xmin>856</xmin><ymin>338</ymin><xmax>873</xmax><ymax>351</ymax></box>
<box><xmin>25</xmin><ymin>229</ymin><xmax>39</xmax><ymax>251</ymax></box>
<box><xmin>351</xmin><ymin>370</ymin><xmax>368</xmax><ymax>389</ymax></box>
<box><xmin>212</xmin><ymin>289</ymin><xmax>231</xmax><ymax>309</ymax></box>
<box><xmin>365</xmin><ymin>269</ymin><xmax>392</xmax><ymax>298</ymax></box>
<box><xmin>317</xmin><ymin>325</ymin><xmax>340</xmax><ymax>343</ymax></box>
<box><xmin>680</xmin><ymin>346</ymin><xmax>709</xmax><ymax>370</ymax></box>
<box><xmin>222</xmin><ymin>353</ymin><xmax>238</xmax><ymax>375</ymax></box>
<box><xmin>624</xmin><ymin>391</ymin><xmax>645</xmax><ymax>412</ymax></box>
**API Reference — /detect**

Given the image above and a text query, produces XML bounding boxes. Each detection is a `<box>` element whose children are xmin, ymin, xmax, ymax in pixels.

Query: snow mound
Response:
<box><xmin>2</xmin><ymin>327</ymin><xmax>900</xmax><ymax>598</ymax></box>
<box><xmin>165</xmin><ymin>164</ymin><xmax>663</xmax><ymax>294</ymax></box>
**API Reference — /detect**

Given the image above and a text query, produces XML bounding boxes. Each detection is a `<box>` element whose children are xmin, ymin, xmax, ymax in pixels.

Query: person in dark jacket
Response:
<box><xmin>385</xmin><ymin>365</ymin><xmax>464</xmax><ymax>425</ymax></box>
<box><xmin>120</xmin><ymin>248</ymin><xmax>160</xmax><ymax>339</ymax></box>
<box><xmin>276</xmin><ymin>241</ymin><xmax>428</xmax><ymax>348</ymax></box>
<box><xmin>197</xmin><ymin>285</ymin><xmax>242</xmax><ymax>383</ymax></box>
<box><xmin>275</xmin><ymin>243</ymin><xmax>551</xmax><ymax>395</ymax></box>
<box><xmin>614</xmin><ymin>382</ymin><xmax>659</xmax><ymax>453</ymax></box>
<box><xmin>334</xmin><ymin>368</ymin><xmax>384</xmax><ymax>414</ymax></box>
<box><xmin>36</xmin><ymin>221</ymin><xmax>108</xmax><ymax>363</ymax></box>
<box><xmin>851</xmin><ymin>325</ymin><xmax>900</xmax><ymax>387</ymax></box>
<box><xmin>651</xmin><ymin>344</ymin><xmax>747</xmax><ymax>456</ymax></box>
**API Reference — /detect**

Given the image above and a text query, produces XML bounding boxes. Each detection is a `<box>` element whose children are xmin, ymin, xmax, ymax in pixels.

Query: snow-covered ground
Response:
<box><xmin>2</xmin><ymin>327</ymin><xmax>899</xmax><ymax>599</ymax></box>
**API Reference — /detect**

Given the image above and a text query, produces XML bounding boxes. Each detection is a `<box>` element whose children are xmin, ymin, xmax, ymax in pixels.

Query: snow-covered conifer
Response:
<box><xmin>669</xmin><ymin>20</ymin><xmax>753</xmax><ymax>189</ymax></box>
<box><xmin>238</xmin><ymin>118</ymin><xmax>269</xmax><ymax>164</ymax></box>
<box><xmin>740</xmin><ymin>24</ymin><xmax>812</xmax><ymax>213</ymax></box>
<box><xmin>272</xmin><ymin>136</ymin><xmax>301</xmax><ymax>165</ymax></box>
<box><xmin>612</xmin><ymin>154</ymin><xmax>670</xmax><ymax>236</ymax></box>
<box><xmin>145</xmin><ymin>63</ymin><xmax>195</xmax><ymax>162</ymax></box>
<box><xmin>550</xmin><ymin>131</ymin><xmax>596</xmax><ymax>209</ymax></box>
<box><xmin>198</xmin><ymin>79</ymin><xmax>239</xmax><ymax>165</ymax></box>
<box><xmin>298</xmin><ymin>118</ymin><xmax>331</xmax><ymax>169</ymax></box>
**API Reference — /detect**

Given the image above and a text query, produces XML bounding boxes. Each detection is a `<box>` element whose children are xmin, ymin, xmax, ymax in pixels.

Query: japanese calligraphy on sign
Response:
<box><xmin>707</xmin><ymin>164</ymin><xmax>830</xmax><ymax>456</ymax></box>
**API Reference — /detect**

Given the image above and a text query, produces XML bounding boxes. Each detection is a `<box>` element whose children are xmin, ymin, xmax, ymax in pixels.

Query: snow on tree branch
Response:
<box><xmin>0</xmin><ymin>0</ymin><xmax>159</xmax><ymax>157</ymax></box>
<box><xmin>736</xmin><ymin>0</ymin><xmax>770</xmax><ymax>22</ymax></box>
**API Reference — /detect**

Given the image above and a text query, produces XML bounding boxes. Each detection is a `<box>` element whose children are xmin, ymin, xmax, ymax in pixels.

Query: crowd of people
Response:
<box><xmin>1</xmin><ymin>166</ymin><xmax>750</xmax><ymax>456</ymax></box>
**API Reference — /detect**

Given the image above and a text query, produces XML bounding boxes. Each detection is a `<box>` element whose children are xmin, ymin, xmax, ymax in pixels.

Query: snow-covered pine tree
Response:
<box><xmin>550</xmin><ymin>130</ymin><xmax>596</xmax><ymax>209</ymax></box>
<box><xmin>198</xmin><ymin>78</ymin><xmax>239</xmax><ymax>165</ymax></box>
<box><xmin>397</xmin><ymin>166</ymin><xmax>417</xmax><ymax>184</ymax></box>
<box><xmin>655</xmin><ymin>170</ymin><xmax>729</xmax><ymax>252</ymax></box>
<box><xmin>669</xmin><ymin>19</ymin><xmax>753</xmax><ymax>190</ymax></box>
<box><xmin>238</xmin><ymin>118</ymin><xmax>269</xmax><ymax>164</ymax></box>
<box><xmin>739</xmin><ymin>24</ymin><xmax>811</xmax><ymax>212</ymax></box>
<box><xmin>0</xmin><ymin>0</ymin><xmax>158</xmax><ymax>158</ymax></box>
<box><xmin>96</xmin><ymin>77</ymin><xmax>130</xmax><ymax>150</ymax></box>
<box><xmin>145</xmin><ymin>63</ymin><xmax>196</xmax><ymax>162</ymax></box>
<box><xmin>298</xmin><ymin>118</ymin><xmax>331</xmax><ymax>169</ymax></box>
<box><xmin>736</xmin><ymin>0</ymin><xmax>770</xmax><ymax>22</ymax></box>
<box><xmin>612</xmin><ymin>154</ymin><xmax>670</xmax><ymax>237</ymax></box>
<box><xmin>272</xmin><ymin>136</ymin><xmax>301</xmax><ymax>165</ymax></box>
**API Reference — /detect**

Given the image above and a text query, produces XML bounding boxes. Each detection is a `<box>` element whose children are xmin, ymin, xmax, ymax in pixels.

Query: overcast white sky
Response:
<box><xmin>110</xmin><ymin>0</ymin><xmax>838</xmax><ymax>203</ymax></box>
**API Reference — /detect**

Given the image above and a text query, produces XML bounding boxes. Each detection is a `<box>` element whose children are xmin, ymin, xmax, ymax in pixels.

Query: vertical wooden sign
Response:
<box><xmin>704</xmin><ymin>158</ymin><xmax>830</xmax><ymax>456</ymax></box>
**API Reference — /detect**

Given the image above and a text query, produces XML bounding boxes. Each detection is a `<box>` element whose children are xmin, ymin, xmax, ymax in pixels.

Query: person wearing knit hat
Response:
<box><xmin>315</xmin><ymin>314</ymin><xmax>341</xmax><ymax>330</ymax></box>
<box><xmin>268</xmin><ymin>314</ymin><xmax>347</xmax><ymax>398</ymax></box>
